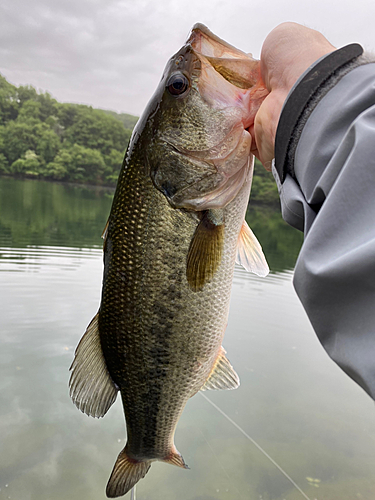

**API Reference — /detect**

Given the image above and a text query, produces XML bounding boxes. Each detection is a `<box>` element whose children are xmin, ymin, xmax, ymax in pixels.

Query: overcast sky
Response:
<box><xmin>1</xmin><ymin>0</ymin><xmax>374</xmax><ymax>117</ymax></box>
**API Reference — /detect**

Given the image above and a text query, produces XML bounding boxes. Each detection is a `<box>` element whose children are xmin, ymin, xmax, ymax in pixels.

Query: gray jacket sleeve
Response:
<box><xmin>272</xmin><ymin>46</ymin><xmax>375</xmax><ymax>399</ymax></box>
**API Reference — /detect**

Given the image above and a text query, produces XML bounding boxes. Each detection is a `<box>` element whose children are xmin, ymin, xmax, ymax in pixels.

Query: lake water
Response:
<box><xmin>1</xmin><ymin>176</ymin><xmax>375</xmax><ymax>500</ymax></box>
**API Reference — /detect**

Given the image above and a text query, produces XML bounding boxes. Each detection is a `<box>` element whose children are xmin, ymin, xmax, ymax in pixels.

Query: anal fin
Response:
<box><xmin>163</xmin><ymin>446</ymin><xmax>189</xmax><ymax>469</ymax></box>
<box><xmin>236</xmin><ymin>220</ymin><xmax>269</xmax><ymax>277</ymax></box>
<box><xmin>201</xmin><ymin>346</ymin><xmax>240</xmax><ymax>391</ymax></box>
<box><xmin>69</xmin><ymin>312</ymin><xmax>118</xmax><ymax>418</ymax></box>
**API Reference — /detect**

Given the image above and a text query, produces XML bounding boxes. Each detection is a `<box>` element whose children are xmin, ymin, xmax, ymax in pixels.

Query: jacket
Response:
<box><xmin>272</xmin><ymin>44</ymin><xmax>375</xmax><ymax>399</ymax></box>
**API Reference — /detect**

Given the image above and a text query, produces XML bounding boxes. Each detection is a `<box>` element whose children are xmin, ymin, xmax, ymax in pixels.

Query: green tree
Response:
<box><xmin>10</xmin><ymin>150</ymin><xmax>43</xmax><ymax>177</ymax></box>
<box><xmin>103</xmin><ymin>148</ymin><xmax>124</xmax><ymax>184</ymax></box>
<box><xmin>251</xmin><ymin>159</ymin><xmax>279</xmax><ymax>205</ymax></box>
<box><xmin>0</xmin><ymin>74</ymin><xmax>19</xmax><ymax>124</ymax></box>
<box><xmin>36</xmin><ymin>129</ymin><xmax>61</xmax><ymax>164</ymax></box>
<box><xmin>17</xmin><ymin>85</ymin><xmax>38</xmax><ymax>106</ymax></box>
<box><xmin>0</xmin><ymin>126</ymin><xmax>9</xmax><ymax>173</ymax></box>
<box><xmin>103</xmin><ymin>110</ymin><xmax>138</xmax><ymax>129</ymax></box>
<box><xmin>56</xmin><ymin>103</ymin><xmax>78</xmax><ymax>129</ymax></box>
<box><xmin>63</xmin><ymin>106</ymin><xmax>130</xmax><ymax>156</ymax></box>
<box><xmin>45</xmin><ymin>115</ymin><xmax>64</xmax><ymax>138</ymax></box>
<box><xmin>66</xmin><ymin>144</ymin><xmax>106</xmax><ymax>183</ymax></box>
<box><xmin>0</xmin><ymin>153</ymin><xmax>9</xmax><ymax>174</ymax></box>
<box><xmin>17</xmin><ymin>100</ymin><xmax>42</xmax><ymax>122</ymax></box>
<box><xmin>36</xmin><ymin>92</ymin><xmax>58</xmax><ymax>121</ymax></box>
<box><xmin>46</xmin><ymin>149</ymin><xmax>72</xmax><ymax>180</ymax></box>
<box><xmin>0</xmin><ymin>74</ymin><xmax>142</xmax><ymax>186</ymax></box>
<box><xmin>2</xmin><ymin>121</ymin><xmax>37</xmax><ymax>164</ymax></box>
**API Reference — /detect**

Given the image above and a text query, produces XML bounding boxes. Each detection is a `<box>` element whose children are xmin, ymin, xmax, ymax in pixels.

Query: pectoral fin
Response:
<box><xmin>236</xmin><ymin>220</ymin><xmax>269</xmax><ymax>277</ymax></box>
<box><xmin>69</xmin><ymin>313</ymin><xmax>118</xmax><ymax>418</ymax></box>
<box><xmin>186</xmin><ymin>210</ymin><xmax>225</xmax><ymax>292</ymax></box>
<box><xmin>201</xmin><ymin>346</ymin><xmax>240</xmax><ymax>391</ymax></box>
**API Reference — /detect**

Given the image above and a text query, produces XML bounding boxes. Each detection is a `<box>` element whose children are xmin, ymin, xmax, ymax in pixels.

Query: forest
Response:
<box><xmin>0</xmin><ymin>73</ymin><xmax>278</xmax><ymax>204</ymax></box>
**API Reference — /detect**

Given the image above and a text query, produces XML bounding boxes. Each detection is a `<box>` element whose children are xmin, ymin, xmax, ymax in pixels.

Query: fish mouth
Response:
<box><xmin>188</xmin><ymin>23</ymin><xmax>252</xmax><ymax>61</ymax></box>
<box><xmin>155</xmin><ymin>24</ymin><xmax>260</xmax><ymax>212</ymax></box>
<box><xmin>151</xmin><ymin>24</ymin><xmax>266</xmax><ymax>212</ymax></box>
<box><xmin>187</xmin><ymin>23</ymin><xmax>260</xmax><ymax>91</ymax></box>
<box><xmin>172</xmin><ymin>24</ymin><xmax>267</xmax><ymax>210</ymax></box>
<box><xmin>186</xmin><ymin>24</ymin><xmax>268</xmax><ymax>129</ymax></box>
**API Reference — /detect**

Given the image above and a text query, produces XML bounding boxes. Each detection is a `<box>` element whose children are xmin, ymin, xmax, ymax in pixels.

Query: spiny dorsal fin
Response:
<box><xmin>102</xmin><ymin>219</ymin><xmax>109</xmax><ymax>251</ymax></box>
<box><xmin>201</xmin><ymin>346</ymin><xmax>240</xmax><ymax>391</ymax></box>
<box><xmin>236</xmin><ymin>220</ymin><xmax>269</xmax><ymax>277</ymax></box>
<box><xmin>69</xmin><ymin>313</ymin><xmax>118</xmax><ymax>418</ymax></box>
<box><xmin>186</xmin><ymin>209</ymin><xmax>225</xmax><ymax>292</ymax></box>
<box><xmin>106</xmin><ymin>449</ymin><xmax>152</xmax><ymax>498</ymax></box>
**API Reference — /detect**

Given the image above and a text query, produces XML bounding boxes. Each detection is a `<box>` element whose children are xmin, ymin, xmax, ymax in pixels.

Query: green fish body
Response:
<box><xmin>70</xmin><ymin>23</ymin><xmax>269</xmax><ymax>498</ymax></box>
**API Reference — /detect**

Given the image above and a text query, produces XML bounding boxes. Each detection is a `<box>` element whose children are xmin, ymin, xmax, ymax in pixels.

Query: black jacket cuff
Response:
<box><xmin>274</xmin><ymin>43</ymin><xmax>363</xmax><ymax>183</ymax></box>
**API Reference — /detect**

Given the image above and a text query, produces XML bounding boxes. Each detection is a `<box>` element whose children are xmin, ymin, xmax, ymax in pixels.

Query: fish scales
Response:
<box><xmin>69</xmin><ymin>22</ymin><xmax>269</xmax><ymax>498</ymax></box>
<box><xmin>100</xmin><ymin>146</ymin><xmax>244</xmax><ymax>459</ymax></box>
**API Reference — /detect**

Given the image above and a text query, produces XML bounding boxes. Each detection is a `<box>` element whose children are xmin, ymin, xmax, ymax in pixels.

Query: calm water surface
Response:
<box><xmin>1</xmin><ymin>177</ymin><xmax>375</xmax><ymax>500</ymax></box>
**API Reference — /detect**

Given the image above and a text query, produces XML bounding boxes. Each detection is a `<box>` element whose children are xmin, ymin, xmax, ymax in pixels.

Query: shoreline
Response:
<box><xmin>1</xmin><ymin>174</ymin><xmax>279</xmax><ymax>207</ymax></box>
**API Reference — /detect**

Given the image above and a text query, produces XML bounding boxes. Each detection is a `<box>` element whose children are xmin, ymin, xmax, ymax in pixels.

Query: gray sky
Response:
<box><xmin>1</xmin><ymin>0</ymin><xmax>374</xmax><ymax>117</ymax></box>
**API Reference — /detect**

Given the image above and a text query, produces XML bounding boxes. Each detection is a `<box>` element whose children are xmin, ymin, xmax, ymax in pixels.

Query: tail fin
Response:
<box><xmin>106</xmin><ymin>449</ymin><xmax>151</xmax><ymax>498</ymax></box>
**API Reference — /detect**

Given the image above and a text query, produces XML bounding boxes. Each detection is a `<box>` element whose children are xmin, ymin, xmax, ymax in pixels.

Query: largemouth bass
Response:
<box><xmin>69</xmin><ymin>23</ymin><xmax>269</xmax><ymax>498</ymax></box>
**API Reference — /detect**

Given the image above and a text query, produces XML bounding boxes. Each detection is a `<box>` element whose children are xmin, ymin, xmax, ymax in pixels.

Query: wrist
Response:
<box><xmin>274</xmin><ymin>43</ymin><xmax>364</xmax><ymax>182</ymax></box>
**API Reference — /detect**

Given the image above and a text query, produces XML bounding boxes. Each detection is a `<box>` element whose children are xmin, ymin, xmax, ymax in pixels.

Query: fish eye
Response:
<box><xmin>167</xmin><ymin>73</ymin><xmax>189</xmax><ymax>97</ymax></box>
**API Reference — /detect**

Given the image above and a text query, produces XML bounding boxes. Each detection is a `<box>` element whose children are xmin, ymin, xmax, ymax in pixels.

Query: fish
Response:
<box><xmin>69</xmin><ymin>23</ymin><xmax>269</xmax><ymax>498</ymax></box>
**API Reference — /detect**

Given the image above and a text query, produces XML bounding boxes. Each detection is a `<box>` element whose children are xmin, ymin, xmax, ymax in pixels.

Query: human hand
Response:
<box><xmin>250</xmin><ymin>22</ymin><xmax>335</xmax><ymax>168</ymax></box>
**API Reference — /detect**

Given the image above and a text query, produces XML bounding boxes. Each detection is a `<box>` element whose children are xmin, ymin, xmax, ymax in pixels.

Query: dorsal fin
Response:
<box><xmin>201</xmin><ymin>346</ymin><xmax>240</xmax><ymax>391</ymax></box>
<box><xmin>236</xmin><ymin>220</ymin><xmax>269</xmax><ymax>277</ymax></box>
<box><xmin>186</xmin><ymin>210</ymin><xmax>225</xmax><ymax>292</ymax></box>
<box><xmin>69</xmin><ymin>313</ymin><xmax>118</xmax><ymax>418</ymax></box>
<box><xmin>102</xmin><ymin>219</ymin><xmax>109</xmax><ymax>251</ymax></box>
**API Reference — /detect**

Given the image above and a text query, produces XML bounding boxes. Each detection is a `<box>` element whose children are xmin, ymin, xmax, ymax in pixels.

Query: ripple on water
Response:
<box><xmin>233</xmin><ymin>263</ymin><xmax>294</xmax><ymax>287</ymax></box>
<box><xmin>0</xmin><ymin>245</ymin><xmax>103</xmax><ymax>273</ymax></box>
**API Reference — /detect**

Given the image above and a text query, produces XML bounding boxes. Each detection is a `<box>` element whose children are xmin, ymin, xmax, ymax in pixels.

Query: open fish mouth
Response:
<box><xmin>162</xmin><ymin>24</ymin><xmax>264</xmax><ymax>211</ymax></box>
<box><xmin>187</xmin><ymin>23</ymin><xmax>264</xmax><ymax>125</ymax></box>
<box><xmin>188</xmin><ymin>23</ymin><xmax>260</xmax><ymax>89</ymax></box>
<box><xmin>148</xmin><ymin>23</ymin><xmax>268</xmax><ymax>213</ymax></box>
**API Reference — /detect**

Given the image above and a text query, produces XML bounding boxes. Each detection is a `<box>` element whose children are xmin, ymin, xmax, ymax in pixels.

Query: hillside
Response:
<box><xmin>0</xmin><ymin>74</ymin><xmax>135</xmax><ymax>186</ymax></box>
<box><xmin>0</xmin><ymin>74</ymin><xmax>278</xmax><ymax>203</ymax></box>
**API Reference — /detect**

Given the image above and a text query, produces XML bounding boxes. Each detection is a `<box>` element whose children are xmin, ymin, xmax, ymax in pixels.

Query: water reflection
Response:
<box><xmin>0</xmin><ymin>177</ymin><xmax>303</xmax><ymax>272</ymax></box>
<box><xmin>0</xmin><ymin>246</ymin><xmax>101</xmax><ymax>273</ymax></box>
<box><xmin>233</xmin><ymin>264</ymin><xmax>294</xmax><ymax>288</ymax></box>
<box><xmin>245</xmin><ymin>205</ymin><xmax>303</xmax><ymax>273</ymax></box>
<box><xmin>0</xmin><ymin>177</ymin><xmax>113</xmax><ymax>248</ymax></box>
<box><xmin>1</xmin><ymin>176</ymin><xmax>375</xmax><ymax>500</ymax></box>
